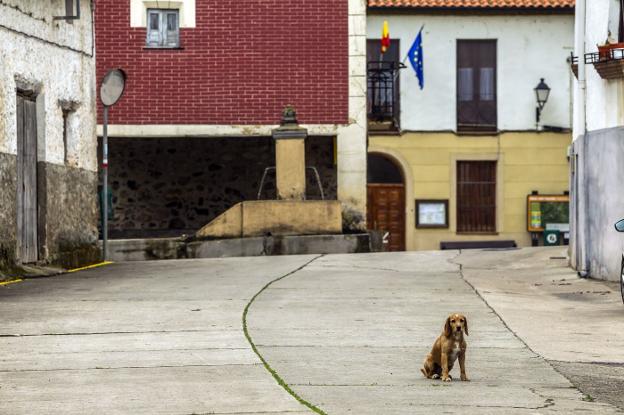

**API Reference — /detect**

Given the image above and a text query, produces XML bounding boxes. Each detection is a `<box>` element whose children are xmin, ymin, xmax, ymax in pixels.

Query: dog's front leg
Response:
<box><xmin>459</xmin><ymin>350</ymin><xmax>469</xmax><ymax>381</ymax></box>
<box><xmin>441</xmin><ymin>352</ymin><xmax>451</xmax><ymax>382</ymax></box>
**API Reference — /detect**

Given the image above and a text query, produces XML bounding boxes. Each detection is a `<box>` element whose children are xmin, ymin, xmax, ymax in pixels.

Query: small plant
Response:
<box><xmin>581</xmin><ymin>394</ymin><xmax>595</xmax><ymax>402</ymax></box>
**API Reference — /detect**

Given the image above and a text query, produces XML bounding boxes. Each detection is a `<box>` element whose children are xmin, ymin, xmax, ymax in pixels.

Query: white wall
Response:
<box><xmin>368</xmin><ymin>13</ymin><xmax>574</xmax><ymax>131</ymax></box>
<box><xmin>578</xmin><ymin>0</ymin><xmax>624</xmax><ymax>133</ymax></box>
<box><xmin>0</xmin><ymin>1</ymin><xmax>97</xmax><ymax>172</ymax></box>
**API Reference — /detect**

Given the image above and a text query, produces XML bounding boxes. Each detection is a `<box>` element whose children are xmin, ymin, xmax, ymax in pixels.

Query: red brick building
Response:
<box><xmin>95</xmin><ymin>1</ymin><xmax>367</xmax><ymax>237</ymax></box>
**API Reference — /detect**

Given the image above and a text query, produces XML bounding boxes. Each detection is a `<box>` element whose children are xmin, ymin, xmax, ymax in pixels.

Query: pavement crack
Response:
<box><xmin>243</xmin><ymin>255</ymin><xmax>326</xmax><ymax>415</ymax></box>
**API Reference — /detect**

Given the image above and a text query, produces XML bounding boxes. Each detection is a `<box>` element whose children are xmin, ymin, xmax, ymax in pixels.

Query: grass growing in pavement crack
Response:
<box><xmin>242</xmin><ymin>255</ymin><xmax>327</xmax><ymax>415</ymax></box>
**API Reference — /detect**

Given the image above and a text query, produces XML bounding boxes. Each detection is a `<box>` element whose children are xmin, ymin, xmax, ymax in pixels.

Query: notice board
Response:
<box><xmin>527</xmin><ymin>194</ymin><xmax>570</xmax><ymax>233</ymax></box>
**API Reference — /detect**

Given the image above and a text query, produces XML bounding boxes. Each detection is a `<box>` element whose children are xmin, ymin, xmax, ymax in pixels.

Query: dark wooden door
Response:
<box><xmin>16</xmin><ymin>94</ymin><xmax>38</xmax><ymax>263</ymax></box>
<box><xmin>367</xmin><ymin>184</ymin><xmax>405</xmax><ymax>251</ymax></box>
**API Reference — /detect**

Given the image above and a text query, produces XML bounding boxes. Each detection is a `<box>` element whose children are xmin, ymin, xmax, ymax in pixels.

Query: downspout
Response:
<box><xmin>575</xmin><ymin>0</ymin><xmax>589</xmax><ymax>277</ymax></box>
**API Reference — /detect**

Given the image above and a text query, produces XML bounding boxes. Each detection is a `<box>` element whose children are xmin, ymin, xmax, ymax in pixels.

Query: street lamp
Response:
<box><xmin>534</xmin><ymin>78</ymin><xmax>551</xmax><ymax>128</ymax></box>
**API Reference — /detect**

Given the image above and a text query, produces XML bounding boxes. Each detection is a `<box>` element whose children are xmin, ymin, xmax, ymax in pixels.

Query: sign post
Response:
<box><xmin>99</xmin><ymin>69</ymin><xmax>126</xmax><ymax>260</ymax></box>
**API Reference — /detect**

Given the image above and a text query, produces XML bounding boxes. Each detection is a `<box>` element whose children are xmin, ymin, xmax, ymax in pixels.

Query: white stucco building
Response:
<box><xmin>0</xmin><ymin>1</ymin><xmax>99</xmax><ymax>275</ymax></box>
<box><xmin>366</xmin><ymin>1</ymin><xmax>575</xmax><ymax>252</ymax></box>
<box><xmin>571</xmin><ymin>0</ymin><xmax>624</xmax><ymax>281</ymax></box>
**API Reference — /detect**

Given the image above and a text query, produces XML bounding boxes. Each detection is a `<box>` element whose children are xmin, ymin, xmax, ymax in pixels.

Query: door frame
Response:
<box><xmin>367</xmin><ymin>148</ymin><xmax>413</xmax><ymax>250</ymax></box>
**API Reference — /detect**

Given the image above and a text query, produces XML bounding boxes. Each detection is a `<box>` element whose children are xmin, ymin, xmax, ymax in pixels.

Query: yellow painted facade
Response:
<box><xmin>369</xmin><ymin>132</ymin><xmax>571</xmax><ymax>251</ymax></box>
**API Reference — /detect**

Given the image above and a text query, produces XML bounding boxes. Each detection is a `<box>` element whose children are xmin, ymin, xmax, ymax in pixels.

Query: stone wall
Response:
<box><xmin>0</xmin><ymin>153</ymin><xmax>18</xmax><ymax>277</ymax></box>
<box><xmin>39</xmin><ymin>163</ymin><xmax>100</xmax><ymax>269</ymax></box>
<box><xmin>102</xmin><ymin>136</ymin><xmax>337</xmax><ymax>238</ymax></box>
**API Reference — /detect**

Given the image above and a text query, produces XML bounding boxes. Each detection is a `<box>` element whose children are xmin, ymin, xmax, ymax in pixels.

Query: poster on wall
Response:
<box><xmin>526</xmin><ymin>194</ymin><xmax>569</xmax><ymax>232</ymax></box>
<box><xmin>416</xmin><ymin>200</ymin><xmax>448</xmax><ymax>228</ymax></box>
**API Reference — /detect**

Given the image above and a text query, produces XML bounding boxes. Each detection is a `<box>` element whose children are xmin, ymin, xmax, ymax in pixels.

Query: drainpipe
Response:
<box><xmin>575</xmin><ymin>0</ymin><xmax>589</xmax><ymax>277</ymax></box>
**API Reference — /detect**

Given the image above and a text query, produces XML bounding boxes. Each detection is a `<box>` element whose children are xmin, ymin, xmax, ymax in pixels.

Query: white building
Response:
<box><xmin>0</xmin><ymin>1</ymin><xmax>99</xmax><ymax>274</ymax></box>
<box><xmin>571</xmin><ymin>0</ymin><xmax>624</xmax><ymax>281</ymax></box>
<box><xmin>366</xmin><ymin>1</ymin><xmax>575</xmax><ymax>252</ymax></box>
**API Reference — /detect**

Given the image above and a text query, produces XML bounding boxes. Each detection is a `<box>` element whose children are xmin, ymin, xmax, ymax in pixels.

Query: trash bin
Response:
<box><xmin>543</xmin><ymin>229</ymin><xmax>561</xmax><ymax>246</ymax></box>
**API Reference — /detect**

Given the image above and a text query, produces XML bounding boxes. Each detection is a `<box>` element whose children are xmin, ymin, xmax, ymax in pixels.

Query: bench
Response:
<box><xmin>440</xmin><ymin>240</ymin><xmax>517</xmax><ymax>250</ymax></box>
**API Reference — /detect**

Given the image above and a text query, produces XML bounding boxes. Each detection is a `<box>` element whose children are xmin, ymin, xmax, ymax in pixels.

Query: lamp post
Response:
<box><xmin>534</xmin><ymin>78</ymin><xmax>551</xmax><ymax>129</ymax></box>
<box><xmin>99</xmin><ymin>69</ymin><xmax>126</xmax><ymax>260</ymax></box>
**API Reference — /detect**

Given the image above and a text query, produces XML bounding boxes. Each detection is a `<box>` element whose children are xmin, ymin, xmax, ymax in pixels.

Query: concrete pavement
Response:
<box><xmin>0</xmin><ymin>256</ymin><xmax>315</xmax><ymax>415</ymax></box>
<box><xmin>0</xmin><ymin>248</ymin><xmax>622</xmax><ymax>414</ymax></box>
<box><xmin>456</xmin><ymin>246</ymin><xmax>624</xmax><ymax>409</ymax></box>
<box><xmin>249</xmin><ymin>251</ymin><xmax>621</xmax><ymax>414</ymax></box>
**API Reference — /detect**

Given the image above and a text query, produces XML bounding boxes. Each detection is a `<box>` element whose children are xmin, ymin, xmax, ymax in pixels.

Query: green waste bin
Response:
<box><xmin>543</xmin><ymin>229</ymin><xmax>561</xmax><ymax>246</ymax></box>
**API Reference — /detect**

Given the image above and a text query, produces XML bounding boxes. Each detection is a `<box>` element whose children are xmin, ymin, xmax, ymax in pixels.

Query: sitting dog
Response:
<box><xmin>421</xmin><ymin>313</ymin><xmax>469</xmax><ymax>382</ymax></box>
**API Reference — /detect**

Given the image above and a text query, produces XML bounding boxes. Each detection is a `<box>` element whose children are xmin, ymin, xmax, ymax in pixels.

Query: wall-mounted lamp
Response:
<box><xmin>534</xmin><ymin>78</ymin><xmax>551</xmax><ymax>129</ymax></box>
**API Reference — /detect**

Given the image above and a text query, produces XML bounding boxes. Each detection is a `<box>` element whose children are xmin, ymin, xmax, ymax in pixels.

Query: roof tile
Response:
<box><xmin>368</xmin><ymin>0</ymin><xmax>574</xmax><ymax>9</ymax></box>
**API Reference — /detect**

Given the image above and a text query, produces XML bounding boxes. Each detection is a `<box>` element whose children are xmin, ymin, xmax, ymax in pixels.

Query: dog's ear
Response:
<box><xmin>444</xmin><ymin>316</ymin><xmax>452</xmax><ymax>337</ymax></box>
<box><xmin>463</xmin><ymin>317</ymin><xmax>469</xmax><ymax>336</ymax></box>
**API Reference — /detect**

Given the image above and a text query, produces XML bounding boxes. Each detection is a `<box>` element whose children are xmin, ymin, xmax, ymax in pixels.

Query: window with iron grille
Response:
<box><xmin>146</xmin><ymin>9</ymin><xmax>180</xmax><ymax>48</ymax></box>
<box><xmin>457</xmin><ymin>40</ymin><xmax>497</xmax><ymax>133</ymax></box>
<box><xmin>457</xmin><ymin>161</ymin><xmax>497</xmax><ymax>233</ymax></box>
<box><xmin>367</xmin><ymin>40</ymin><xmax>401</xmax><ymax>131</ymax></box>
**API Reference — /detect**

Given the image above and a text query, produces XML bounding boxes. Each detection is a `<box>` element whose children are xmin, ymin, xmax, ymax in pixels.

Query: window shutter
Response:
<box><xmin>147</xmin><ymin>10</ymin><xmax>161</xmax><ymax>46</ymax></box>
<box><xmin>165</xmin><ymin>12</ymin><xmax>179</xmax><ymax>47</ymax></box>
<box><xmin>457</xmin><ymin>161</ymin><xmax>497</xmax><ymax>233</ymax></box>
<box><xmin>457</xmin><ymin>40</ymin><xmax>497</xmax><ymax>132</ymax></box>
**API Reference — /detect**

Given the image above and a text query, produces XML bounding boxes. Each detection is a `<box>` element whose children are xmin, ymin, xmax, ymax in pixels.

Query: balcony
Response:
<box><xmin>367</xmin><ymin>61</ymin><xmax>405</xmax><ymax>133</ymax></box>
<box><xmin>585</xmin><ymin>45</ymin><xmax>624</xmax><ymax>80</ymax></box>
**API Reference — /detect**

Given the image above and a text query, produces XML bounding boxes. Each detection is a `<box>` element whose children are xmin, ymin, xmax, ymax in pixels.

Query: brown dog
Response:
<box><xmin>421</xmin><ymin>313</ymin><xmax>469</xmax><ymax>382</ymax></box>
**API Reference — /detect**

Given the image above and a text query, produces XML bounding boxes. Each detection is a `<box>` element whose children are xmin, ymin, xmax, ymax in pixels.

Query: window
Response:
<box><xmin>457</xmin><ymin>161</ymin><xmax>496</xmax><ymax>233</ymax></box>
<box><xmin>457</xmin><ymin>40</ymin><xmax>497</xmax><ymax>132</ymax></box>
<box><xmin>146</xmin><ymin>9</ymin><xmax>180</xmax><ymax>48</ymax></box>
<box><xmin>53</xmin><ymin>0</ymin><xmax>80</xmax><ymax>22</ymax></box>
<box><xmin>367</xmin><ymin>39</ymin><xmax>401</xmax><ymax>131</ymax></box>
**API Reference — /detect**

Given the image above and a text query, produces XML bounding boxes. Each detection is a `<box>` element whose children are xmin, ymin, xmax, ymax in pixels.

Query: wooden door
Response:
<box><xmin>367</xmin><ymin>184</ymin><xmax>405</xmax><ymax>251</ymax></box>
<box><xmin>16</xmin><ymin>94</ymin><xmax>38</xmax><ymax>263</ymax></box>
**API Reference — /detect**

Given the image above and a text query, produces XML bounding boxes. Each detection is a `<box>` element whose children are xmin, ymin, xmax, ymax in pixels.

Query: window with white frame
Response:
<box><xmin>146</xmin><ymin>9</ymin><xmax>180</xmax><ymax>48</ymax></box>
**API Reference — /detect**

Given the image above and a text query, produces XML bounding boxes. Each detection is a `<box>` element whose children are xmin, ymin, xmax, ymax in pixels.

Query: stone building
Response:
<box><xmin>366</xmin><ymin>0</ymin><xmax>574</xmax><ymax>251</ymax></box>
<box><xmin>570</xmin><ymin>0</ymin><xmax>624</xmax><ymax>281</ymax></box>
<box><xmin>0</xmin><ymin>0</ymin><xmax>99</xmax><ymax>277</ymax></box>
<box><xmin>95</xmin><ymin>0</ymin><xmax>367</xmax><ymax>238</ymax></box>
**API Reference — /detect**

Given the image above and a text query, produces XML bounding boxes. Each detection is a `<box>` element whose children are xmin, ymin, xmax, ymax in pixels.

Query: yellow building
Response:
<box><xmin>368</xmin><ymin>132</ymin><xmax>570</xmax><ymax>251</ymax></box>
<box><xmin>365</xmin><ymin>2</ymin><xmax>574</xmax><ymax>251</ymax></box>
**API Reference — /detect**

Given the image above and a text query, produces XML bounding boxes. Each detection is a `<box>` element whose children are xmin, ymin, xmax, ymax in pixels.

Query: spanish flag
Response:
<box><xmin>381</xmin><ymin>20</ymin><xmax>390</xmax><ymax>53</ymax></box>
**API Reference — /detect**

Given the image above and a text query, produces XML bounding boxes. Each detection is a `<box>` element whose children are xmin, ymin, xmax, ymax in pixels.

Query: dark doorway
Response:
<box><xmin>16</xmin><ymin>93</ymin><xmax>38</xmax><ymax>263</ymax></box>
<box><xmin>367</xmin><ymin>153</ymin><xmax>405</xmax><ymax>251</ymax></box>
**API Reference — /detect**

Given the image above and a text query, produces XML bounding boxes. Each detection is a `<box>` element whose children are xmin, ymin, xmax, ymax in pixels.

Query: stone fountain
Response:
<box><xmin>196</xmin><ymin>107</ymin><xmax>342</xmax><ymax>239</ymax></box>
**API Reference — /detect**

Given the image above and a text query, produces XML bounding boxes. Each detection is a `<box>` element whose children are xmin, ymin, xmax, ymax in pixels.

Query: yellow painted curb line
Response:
<box><xmin>67</xmin><ymin>261</ymin><xmax>114</xmax><ymax>273</ymax></box>
<box><xmin>0</xmin><ymin>279</ymin><xmax>23</xmax><ymax>287</ymax></box>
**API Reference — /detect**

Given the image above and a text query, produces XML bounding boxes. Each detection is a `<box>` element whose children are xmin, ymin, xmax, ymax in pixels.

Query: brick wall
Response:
<box><xmin>95</xmin><ymin>1</ymin><xmax>349</xmax><ymax>125</ymax></box>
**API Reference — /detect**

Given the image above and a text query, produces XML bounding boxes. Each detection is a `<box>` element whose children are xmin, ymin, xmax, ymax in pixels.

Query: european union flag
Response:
<box><xmin>407</xmin><ymin>28</ymin><xmax>424</xmax><ymax>90</ymax></box>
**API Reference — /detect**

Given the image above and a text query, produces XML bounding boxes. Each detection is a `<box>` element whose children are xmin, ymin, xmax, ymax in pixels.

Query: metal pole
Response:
<box><xmin>102</xmin><ymin>106</ymin><xmax>109</xmax><ymax>261</ymax></box>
